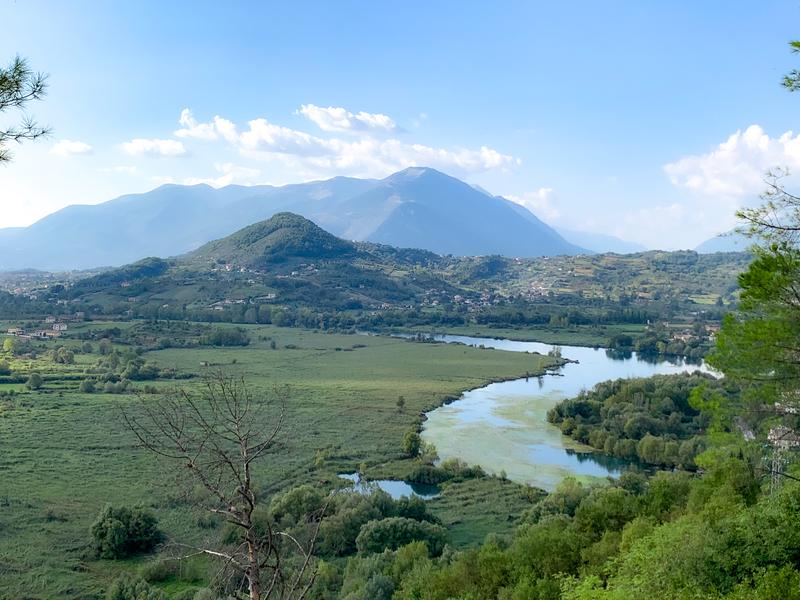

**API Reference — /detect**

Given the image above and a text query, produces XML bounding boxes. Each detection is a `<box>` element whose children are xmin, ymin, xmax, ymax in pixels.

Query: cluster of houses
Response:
<box><xmin>668</xmin><ymin>323</ymin><xmax>721</xmax><ymax>344</ymax></box>
<box><xmin>208</xmin><ymin>294</ymin><xmax>278</xmax><ymax>311</ymax></box>
<box><xmin>5</xmin><ymin>313</ymin><xmax>83</xmax><ymax>340</ymax></box>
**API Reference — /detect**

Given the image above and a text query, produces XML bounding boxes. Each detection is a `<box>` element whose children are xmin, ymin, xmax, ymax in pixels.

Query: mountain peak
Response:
<box><xmin>383</xmin><ymin>166</ymin><xmax>450</xmax><ymax>183</ymax></box>
<box><xmin>188</xmin><ymin>212</ymin><xmax>356</xmax><ymax>268</ymax></box>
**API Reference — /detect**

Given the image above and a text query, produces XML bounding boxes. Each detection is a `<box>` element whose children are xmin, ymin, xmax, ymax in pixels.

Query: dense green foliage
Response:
<box><xmin>310</xmin><ymin>456</ymin><xmax>800</xmax><ymax>600</ymax></box>
<box><xmin>548</xmin><ymin>373</ymin><xmax>735</xmax><ymax>468</ymax></box>
<box><xmin>355</xmin><ymin>517</ymin><xmax>447</xmax><ymax>556</ymax></box>
<box><xmin>105</xmin><ymin>575</ymin><xmax>168</xmax><ymax>600</ymax></box>
<box><xmin>198</xmin><ymin>326</ymin><xmax>250</xmax><ymax>347</ymax></box>
<box><xmin>90</xmin><ymin>505</ymin><xmax>162</xmax><ymax>559</ymax></box>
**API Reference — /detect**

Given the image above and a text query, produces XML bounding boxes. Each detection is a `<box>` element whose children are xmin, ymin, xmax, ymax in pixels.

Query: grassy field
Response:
<box><xmin>0</xmin><ymin>324</ymin><xmax>555</xmax><ymax>599</ymax></box>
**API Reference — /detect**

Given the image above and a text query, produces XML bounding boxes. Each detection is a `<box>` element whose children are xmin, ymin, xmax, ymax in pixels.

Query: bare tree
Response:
<box><xmin>0</xmin><ymin>56</ymin><xmax>50</xmax><ymax>162</ymax></box>
<box><xmin>123</xmin><ymin>372</ymin><xmax>323</xmax><ymax>600</ymax></box>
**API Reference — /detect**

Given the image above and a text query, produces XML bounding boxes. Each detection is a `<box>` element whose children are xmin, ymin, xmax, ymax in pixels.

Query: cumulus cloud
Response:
<box><xmin>297</xmin><ymin>104</ymin><xmax>397</xmax><ymax>133</ymax></box>
<box><xmin>174</xmin><ymin>108</ymin><xmax>220</xmax><ymax>140</ymax></box>
<box><xmin>173</xmin><ymin>109</ymin><xmax>518</xmax><ymax>178</ymax></box>
<box><xmin>50</xmin><ymin>139</ymin><xmax>93</xmax><ymax>156</ymax></box>
<box><xmin>507</xmin><ymin>188</ymin><xmax>559</xmax><ymax>220</ymax></box>
<box><xmin>121</xmin><ymin>138</ymin><xmax>186</xmax><ymax>157</ymax></box>
<box><xmin>664</xmin><ymin>125</ymin><xmax>800</xmax><ymax>197</ymax></box>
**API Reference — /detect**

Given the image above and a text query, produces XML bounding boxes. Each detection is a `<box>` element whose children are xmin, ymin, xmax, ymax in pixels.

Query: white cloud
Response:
<box><xmin>297</xmin><ymin>104</ymin><xmax>397</xmax><ymax>133</ymax></box>
<box><xmin>121</xmin><ymin>138</ymin><xmax>186</xmax><ymax>157</ymax></box>
<box><xmin>175</xmin><ymin>108</ymin><xmax>232</xmax><ymax>140</ymax></box>
<box><xmin>176</xmin><ymin>109</ymin><xmax>518</xmax><ymax>178</ymax></box>
<box><xmin>50</xmin><ymin>139</ymin><xmax>93</xmax><ymax>156</ymax></box>
<box><xmin>507</xmin><ymin>188</ymin><xmax>559</xmax><ymax>220</ymax></box>
<box><xmin>664</xmin><ymin>124</ymin><xmax>800</xmax><ymax>198</ymax></box>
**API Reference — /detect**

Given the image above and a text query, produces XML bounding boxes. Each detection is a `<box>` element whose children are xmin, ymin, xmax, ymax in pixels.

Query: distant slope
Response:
<box><xmin>363</xmin><ymin>168</ymin><xmax>584</xmax><ymax>257</ymax></box>
<box><xmin>0</xmin><ymin>167</ymin><xmax>583</xmax><ymax>270</ymax></box>
<box><xmin>556</xmin><ymin>227</ymin><xmax>647</xmax><ymax>254</ymax></box>
<box><xmin>695</xmin><ymin>231</ymin><xmax>750</xmax><ymax>253</ymax></box>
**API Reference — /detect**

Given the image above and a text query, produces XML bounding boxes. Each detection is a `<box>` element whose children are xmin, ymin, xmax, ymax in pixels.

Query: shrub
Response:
<box><xmin>26</xmin><ymin>372</ymin><xmax>43</xmax><ymax>390</ymax></box>
<box><xmin>79</xmin><ymin>379</ymin><xmax>96</xmax><ymax>393</ymax></box>
<box><xmin>401</xmin><ymin>431</ymin><xmax>421</xmax><ymax>457</ymax></box>
<box><xmin>106</xmin><ymin>574</ymin><xmax>167</xmax><ymax>600</ymax></box>
<box><xmin>199</xmin><ymin>327</ymin><xmax>250</xmax><ymax>347</ymax></box>
<box><xmin>355</xmin><ymin>516</ymin><xmax>447</xmax><ymax>556</ymax></box>
<box><xmin>90</xmin><ymin>505</ymin><xmax>162</xmax><ymax>559</ymax></box>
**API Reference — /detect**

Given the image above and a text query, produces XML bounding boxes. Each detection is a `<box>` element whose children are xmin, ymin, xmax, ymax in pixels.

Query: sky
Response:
<box><xmin>2</xmin><ymin>0</ymin><xmax>800</xmax><ymax>249</ymax></box>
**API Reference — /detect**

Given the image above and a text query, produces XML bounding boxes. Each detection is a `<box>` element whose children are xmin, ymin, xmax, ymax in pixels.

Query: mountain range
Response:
<box><xmin>53</xmin><ymin>212</ymin><xmax>748</xmax><ymax>320</ymax></box>
<box><xmin>694</xmin><ymin>230</ymin><xmax>750</xmax><ymax>253</ymax></box>
<box><xmin>0</xmin><ymin>167</ymin><xmax>646</xmax><ymax>271</ymax></box>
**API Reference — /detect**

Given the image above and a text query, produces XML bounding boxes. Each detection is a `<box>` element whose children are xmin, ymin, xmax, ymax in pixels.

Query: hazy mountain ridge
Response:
<box><xmin>555</xmin><ymin>227</ymin><xmax>647</xmax><ymax>254</ymax></box>
<box><xmin>0</xmin><ymin>168</ymin><xmax>586</xmax><ymax>270</ymax></box>
<box><xmin>695</xmin><ymin>230</ymin><xmax>751</xmax><ymax>253</ymax></box>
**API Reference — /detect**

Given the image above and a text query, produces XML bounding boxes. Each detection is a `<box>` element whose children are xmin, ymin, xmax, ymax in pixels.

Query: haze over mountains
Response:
<box><xmin>0</xmin><ymin>167</ymin><xmax>654</xmax><ymax>271</ymax></box>
<box><xmin>694</xmin><ymin>230</ymin><xmax>750</xmax><ymax>253</ymax></box>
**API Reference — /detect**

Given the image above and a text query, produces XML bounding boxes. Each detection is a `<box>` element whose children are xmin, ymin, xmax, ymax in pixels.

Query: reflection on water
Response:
<box><xmin>339</xmin><ymin>472</ymin><xmax>440</xmax><ymax>499</ymax></box>
<box><xmin>420</xmin><ymin>334</ymin><xmax>713</xmax><ymax>491</ymax></box>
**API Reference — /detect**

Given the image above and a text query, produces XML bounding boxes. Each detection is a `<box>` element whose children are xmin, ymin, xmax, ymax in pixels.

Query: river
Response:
<box><xmin>420</xmin><ymin>334</ymin><xmax>714</xmax><ymax>491</ymax></box>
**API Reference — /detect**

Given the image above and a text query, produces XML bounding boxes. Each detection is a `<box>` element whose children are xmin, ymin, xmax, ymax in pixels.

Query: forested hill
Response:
<box><xmin>14</xmin><ymin>213</ymin><xmax>747</xmax><ymax>333</ymax></box>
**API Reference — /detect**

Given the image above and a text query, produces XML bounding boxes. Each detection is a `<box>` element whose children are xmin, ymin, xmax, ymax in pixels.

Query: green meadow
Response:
<box><xmin>0</xmin><ymin>324</ymin><xmax>555</xmax><ymax>599</ymax></box>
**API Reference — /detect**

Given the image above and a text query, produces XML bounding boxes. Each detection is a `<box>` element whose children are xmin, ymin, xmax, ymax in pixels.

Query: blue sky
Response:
<box><xmin>2</xmin><ymin>0</ymin><xmax>800</xmax><ymax>248</ymax></box>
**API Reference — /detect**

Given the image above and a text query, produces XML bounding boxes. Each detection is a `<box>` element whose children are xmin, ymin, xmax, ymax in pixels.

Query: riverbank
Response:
<box><xmin>392</xmin><ymin>323</ymin><xmax>648</xmax><ymax>348</ymax></box>
<box><xmin>419</xmin><ymin>334</ymin><xmax>712</xmax><ymax>491</ymax></box>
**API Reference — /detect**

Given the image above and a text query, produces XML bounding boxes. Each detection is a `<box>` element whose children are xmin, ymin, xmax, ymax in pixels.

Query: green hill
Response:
<box><xmin>186</xmin><ymin>212</ymin><xmax>357</xmax><ymax>269</ymax></box>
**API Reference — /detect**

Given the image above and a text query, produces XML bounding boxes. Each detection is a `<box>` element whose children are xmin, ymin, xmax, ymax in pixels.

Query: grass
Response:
<box><xmin>0</xmin><ymin>324</ymin><xmax>556</xmax><ymax>599</ymax></box>
<box><xmin>427</xmin><ymin>478</ymin><xmax>545</xmax><ymax>548</ymax></box>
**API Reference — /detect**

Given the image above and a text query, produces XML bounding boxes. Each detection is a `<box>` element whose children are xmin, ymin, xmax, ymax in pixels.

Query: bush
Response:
<box><xmin>199</xmin><ymin>327</ymin><xmax>250</xmax><ymax>347</ymax></box>
<box><xmin>105</xmin><ymin>574</ymin><xmax>167</xmax><ymax>600</ymax></box>
<box><xmin>401</xmin><ymin>431</ymin><xmax>421</xmax><ymax>457</ymax></box>
<box><xmin>0</xmin><ymin>360</ymin><xmax>10</xmax><ymax>376</ymax></box>
<box><xmin>79</xmin><ymin>379</ymin><xmax>96</xmax><ymax>393</ymax></box>
<box><xmin>26</xmin><ymin>372</ymin><xmax>43</xmax><ymax>390</ymax></box>
<box><xmin>91</xmin><ymin>505</ymin><xmax>162</xmax><ymax>559</ymax></box>
<box><xmin>355</xmin><ymin>517</ymin><xmax>447</xmax><ymax>556</ymax></box>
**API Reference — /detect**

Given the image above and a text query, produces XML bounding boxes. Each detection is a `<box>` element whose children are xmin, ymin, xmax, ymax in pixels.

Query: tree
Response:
<box><xmin>3</xmin><ymin>337</ymin><xmax>16</xmax><ymax>354</ymax></box>
<box><xmin>90</xmin><ymin>505</ymin><xmax>162</xmax><ymax>559</ymax></box>
<box><xmin>401</xmin><ymin>431</ymin><xmax>421</xmax><ymax>457</ymax></box>
<box><xmin>26</xmin><ymin>372</ymin><xmax>43</xmax><ymax>390</ymax></box>
<box><xmin>783</xmin><ymin>41</ymin><xmax>800</xmax><ymax>92</ymax></box>
<box><xmin>0</xmin><ymin>56</ymin><xmax>50</xmax><ymax>162</ymax></box>
<box><xmin>706</xmin><ymin>42</ymin><xmax>800</xmax><ymax>486</ymax></box>
<box><xmin>123</xmin><ymin>372</ymin><xmax>323</xmax><ymax>600</ymax></box>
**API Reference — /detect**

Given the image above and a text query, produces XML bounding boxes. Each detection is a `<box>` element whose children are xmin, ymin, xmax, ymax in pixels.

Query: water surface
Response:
<box><xmin>421</xmin><ymin>334</ymin><xmax>713</xmax><ymax>491</ymax></box>
<box><xmin>339</xmin><ymin>472</ymin><xmax>440</xmax><ymax>499</ymax></box>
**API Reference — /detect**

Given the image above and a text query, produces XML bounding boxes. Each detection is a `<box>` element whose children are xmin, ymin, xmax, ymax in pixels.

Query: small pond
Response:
<box><xmin>339</xmin><ymin>472</ymin><xmax>440</xmax><ymax>499</ymax></box>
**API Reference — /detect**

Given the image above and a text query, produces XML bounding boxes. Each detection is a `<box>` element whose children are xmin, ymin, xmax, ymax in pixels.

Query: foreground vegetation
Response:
<box><xmin>0</xmin><ymin>324</ymin><xmax>556</xmax><ymax>598</ymax></box>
